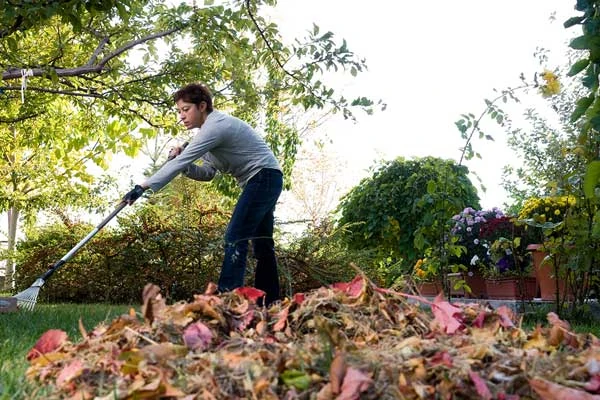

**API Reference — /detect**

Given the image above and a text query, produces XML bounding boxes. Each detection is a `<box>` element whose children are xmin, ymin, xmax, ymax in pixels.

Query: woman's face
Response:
<box><xmin>176</xmin><ymin>99</ymin><xmax>207</xmax><ymax>129</ymax></box>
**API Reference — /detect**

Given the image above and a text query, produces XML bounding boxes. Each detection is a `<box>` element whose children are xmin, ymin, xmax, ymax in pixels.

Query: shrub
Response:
<box><xmin>14</xmin><ymin>204</ymin><xmax>375</xmax><ymax>303</ymax></box>
<box><xmin>337</xmin><ymin>156</ymin><xmax>480</xmax><ymax>273</ymax></box>
<box><xmin>14</xmin><ymin>204</ymin><xmax>228</xmax><ymax>304</ymax></box>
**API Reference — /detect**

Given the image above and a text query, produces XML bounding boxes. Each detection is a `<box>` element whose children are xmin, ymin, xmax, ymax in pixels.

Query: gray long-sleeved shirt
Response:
<box><xmin>144</xmin><ymin>110</ymin><xmax>282</xmax><ymax>192</ymax></box>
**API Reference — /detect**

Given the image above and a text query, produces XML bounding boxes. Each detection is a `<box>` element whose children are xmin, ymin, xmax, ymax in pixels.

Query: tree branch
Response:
<box><xmin>87</xmin><ymin>36</ymin><xmax>111</xmax><ymax>66</ymax></box>
<box><xmin>0</xmin><ymin>86</ymin><xmax>105</xmax><ymax>98</ymax></box>
<box><xmin>0</xmin><ymin>15</ymin><xmax>24</xmax><ymax>39</ymax></box>
<box><xmin>1</xmin><ymin>26</ymin><xmax>185</xmax><ymax>81</ymax></box>
<box><xmin>0</xmin><ymin>112</ymin><xmax>44</xmax><ymax>124</ymax></box>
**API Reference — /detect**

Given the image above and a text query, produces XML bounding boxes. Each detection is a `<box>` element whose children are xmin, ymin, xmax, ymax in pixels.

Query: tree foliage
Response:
<box><xmin>336</xmin><ymin>156</ymin><xmax>480</xmax><ymax>271</ymax></box>
<box><xmin>501</xmin><ymin>66</ymin><xmax>590</xmax><ymax>210</ymax></box>
<box><xmin>0</xmin><ymin>0</ymin><xmax>382</xmax><ymax>288</ymax></box>
<box><xmin>563</xmin><ymin>2</ymin><xmax>600</xmax><ymax>198</ymax></box>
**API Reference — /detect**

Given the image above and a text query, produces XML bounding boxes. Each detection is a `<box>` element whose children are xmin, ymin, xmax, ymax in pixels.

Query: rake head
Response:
<box><xmin>13</xmin><ymin>278</ymin><xmax>45</xmax><ymax>311</ymax></box>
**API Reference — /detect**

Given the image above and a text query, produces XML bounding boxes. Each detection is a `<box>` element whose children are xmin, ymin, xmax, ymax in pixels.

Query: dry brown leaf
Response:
<box><xmin>139</xmin><ymin>342</ymin><xmax>188</xmax><ymax>365</ymax></box>
<box><xmin>530</xmin><ymin>377</ymin><xmax>600</xmax><ymax>399</ymax></box>
<box><xmin>78</xmin><ymin>318</ymin><xmax>88</xmax><ymax>339</ymax></box>
<box><xmin>141</xmin><ymin>283</ymin><xmax>163</xmax><ymax>324</ymax></box>
<box><xmin>330</xmin><ymin>350</ymin><xmax>346</xmax><ymax>394</ymax></box>
<box><xmin>316</xmin><ymin>383</ymin><xmax>333</xmax><ymax>400</ymax></box>
<box><xmin>24</xmin><ymin>275</ymin><xmax>600</xmax><ymax>400</ymax></box>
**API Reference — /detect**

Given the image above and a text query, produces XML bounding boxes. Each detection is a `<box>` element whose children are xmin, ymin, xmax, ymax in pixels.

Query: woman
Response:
<box><xmin>123</xmin><ymin>83</ymin><xmax>283</xmax><ymax>305</ymax></box>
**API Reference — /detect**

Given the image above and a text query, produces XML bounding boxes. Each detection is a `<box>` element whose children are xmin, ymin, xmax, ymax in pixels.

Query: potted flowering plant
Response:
<box><xmin>482</xmin><ymin>232</ymin><xmax>536</xmax><ymax>300</ymax></box>
<box><xmin>412</xmin><ymin>257</ymin><xmax>442</xmax><ymax>296</ymax></box>
<box><xmin>519</xmin><ymin>196</ymin><xmax>575</xmax><ymax>301</ymax></box>
<box><xmin>449</xmin><ymin>207</ymin><xmax>506</xmax><ymax>298</ymax></box>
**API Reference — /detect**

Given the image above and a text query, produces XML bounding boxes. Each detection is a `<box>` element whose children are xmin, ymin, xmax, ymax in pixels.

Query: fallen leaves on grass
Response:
<box><xmin>25</xmin><ymin>276</ymin><xmax>600</xmax><ymax>399</ymax></box>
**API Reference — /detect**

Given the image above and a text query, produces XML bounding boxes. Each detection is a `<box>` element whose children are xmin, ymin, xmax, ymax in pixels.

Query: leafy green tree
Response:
<box><xmin>501</xmin><ymin>63</ymin><xmax>589</xmax><ymax>210</ymax></box>
<box><xmin>562</xmin><ymin>3</ymin><xmax>600</xmax><ymax>198</ymax></box>
<box><xmin>336</xmin><ymin>156</ymin><xmax>480</xmax><ymax>278</ymax></box>
<box><xmin>0</xmin><ymin>0</ymin><xmax>382</xmax><ymax>289</ymax></box>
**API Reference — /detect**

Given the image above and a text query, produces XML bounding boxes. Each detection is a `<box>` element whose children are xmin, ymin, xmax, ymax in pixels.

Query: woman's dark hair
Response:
<box><xmin>173</xmin><ymin>83</ymin><xmax>213</xmax><ymax>112</ymax></box>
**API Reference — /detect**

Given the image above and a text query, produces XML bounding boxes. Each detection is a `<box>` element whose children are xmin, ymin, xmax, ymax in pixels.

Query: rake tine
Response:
<box><xmin>13</xmin><ymin>278</ymin><xmax>44</xmax><ymax>311</ymax></box>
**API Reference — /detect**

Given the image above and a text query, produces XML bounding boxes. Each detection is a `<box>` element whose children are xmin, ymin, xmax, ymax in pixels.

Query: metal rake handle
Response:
<box><xmin>40</xmin><ymin>201</ymin><xmax>128</xmax><ymax>281</ymax></box>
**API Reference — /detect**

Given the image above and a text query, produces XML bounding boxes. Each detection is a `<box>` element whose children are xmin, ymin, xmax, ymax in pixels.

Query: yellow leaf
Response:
<box><xmin>523</xmin><ymin>328</ymin><xmax>551</xmax><ymax>351</ymax></box>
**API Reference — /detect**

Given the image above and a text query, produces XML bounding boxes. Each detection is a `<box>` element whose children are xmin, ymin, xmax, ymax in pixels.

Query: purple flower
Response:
<box><xmin>496</xmin><ymin>256</ymin><xmax>512</xmax><ymax>273</ymax></box>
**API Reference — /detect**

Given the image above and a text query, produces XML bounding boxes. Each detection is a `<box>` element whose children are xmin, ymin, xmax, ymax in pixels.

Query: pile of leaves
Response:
<box><xmin>25</xmin><ymin>275</ymin><xmax>600</xmax><ymax>399</ymax></box>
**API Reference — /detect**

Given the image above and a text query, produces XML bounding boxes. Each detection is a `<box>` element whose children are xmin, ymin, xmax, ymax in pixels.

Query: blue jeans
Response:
<box><xmin>218</xmin><ymin>168</ymin><xmax>283</xmax><ymax>305</ymax></box>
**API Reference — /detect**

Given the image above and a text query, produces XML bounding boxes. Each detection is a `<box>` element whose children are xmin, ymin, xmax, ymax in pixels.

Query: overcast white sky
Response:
<box><xmin>270</xmin><ymin>0</ymin><xmax>579</xmax><ymax>210</ymax></box>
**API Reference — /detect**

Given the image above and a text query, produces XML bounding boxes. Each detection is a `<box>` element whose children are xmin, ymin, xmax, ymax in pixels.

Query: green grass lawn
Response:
<box><xmin>0</xmin><ymin>303</ymin><xmax>131</xmax><ymax>400</ymax></box>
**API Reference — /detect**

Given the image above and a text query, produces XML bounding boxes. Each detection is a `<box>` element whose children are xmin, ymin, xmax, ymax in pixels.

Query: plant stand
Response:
<box><xmin>465</xmin><ymin>271</ymin><xmax>487</xmax><ymax>299</ymax></box>
<box><xmin>416</xmin><ymin>281</ymin><xmax>442</xmax><ymax>297</ymax></box>
<box><xmin>485</xmin><ymin>277</ymin><xmax>537</xmax><ymax>300</ymax></box>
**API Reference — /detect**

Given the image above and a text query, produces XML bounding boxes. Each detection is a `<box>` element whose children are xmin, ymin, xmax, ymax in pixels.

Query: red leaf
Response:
<box><xmin>27</xmin><ymin>329</ymin><xmax>68</xmax><ymax>361</ymax></box>
<box><xmin>56</xmin><ymin>359</ymin><xmax>84</xmax><ymax>388</ymax></box>
<box><xmin>497</xmin><ymin>392</ymin><xmax>521</xmax><ymax>400</ymax></box>
<box><xmin>472</xmin><ymin>310</ymin><xmax>486</xmax><ymax>328</ymax></box>
<box><xmin>232</xmin><ymin>308</ymin><xmax>255</xmax><ymax>332</ymax></box>
<box><xmin>337</xmin><ymin>367</ymin><xmax>373</xmax><ymax>400</ymax></box>
<box><xmin>429</xmin><ymin>351</ymin><xmax>453</xmax><ymax>367</ymax></box>
<box><xmin>469</xmin><ymin>370</ymin><xmax>492</xmax><ymax>400</ymax></box>
<box><xmin>293</xmin><ymin>293</ymin><xmax>305</xmax><ymax>305</ymax></box>
<box><xmin>331</xmin><ymin>275</ymin><xmax>365</xmax><ymax>297</ymax></box>
<box><xmin>183</xmin><ymin>321</ymin><xmax>214</xmax><ymax>351</ymax></box>
<box><xmin>234</xmin><ymin>287</ymin><xmax>265</xmax><ymax>303</ymax></box>
<box><xmin>586</xmin><ymin>375</ymin><xmax>600</xmax><ymax>393</ymax></box>
<box><xmin>431</xmin><ymin>294</ymin><xmax>464</xmax><ymax>334</ymax></box>
<box><xmin>496</xmin><ymin>306</ymin><xmax>515</xmax><ymax>328</ymax></box>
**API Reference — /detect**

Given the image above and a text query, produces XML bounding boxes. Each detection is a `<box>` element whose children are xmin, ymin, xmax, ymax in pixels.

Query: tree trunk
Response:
<box><xmin>4</xmin><ymin>206</ymin><xmax>19</xmax><ymax>291</ymax></box>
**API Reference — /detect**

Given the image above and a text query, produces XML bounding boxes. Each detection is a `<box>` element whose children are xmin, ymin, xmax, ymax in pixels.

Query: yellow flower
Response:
<box><xmin>541</xmin><ymin>70</ymin><xmax>558</xmax><ymax>82</ymax></box>
<box><xmin>414</xmin><ymin>259</ymin><xmax>424</xmax><ymax>270</ymax></box>
<box><xmin>554</xmin><ymin>209</ymin><xmax>561</xmax><ymax>216</ymax></box>
<box><xmin>539</xmin><ymin>70</ymin><xmax>561</xmax><ymax>97</ymax></box>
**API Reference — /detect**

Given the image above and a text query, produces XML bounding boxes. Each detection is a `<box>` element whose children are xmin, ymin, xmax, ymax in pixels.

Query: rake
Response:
<box><xmin>13</xmin><ymin>201</ymin><xmax>128</xmax><ymax>311</ymax></box>
<box><xmin>12</xmin><ymin>142</ymin><xmax>188</xmax><ymax>311</ymax></box>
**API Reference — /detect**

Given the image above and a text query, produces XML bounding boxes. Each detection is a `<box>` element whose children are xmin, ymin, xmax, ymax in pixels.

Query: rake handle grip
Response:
<box><xmin>41</xmin><ymin>260</ymin><xmax>66</xmax><ymax>281</ymax></box>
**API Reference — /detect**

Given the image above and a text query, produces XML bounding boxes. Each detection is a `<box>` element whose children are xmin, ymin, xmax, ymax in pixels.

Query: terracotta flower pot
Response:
<box><xmin>527</xmin><ymin>244</ymin><xmax>569</xmax><ymax>301</ymax></box>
